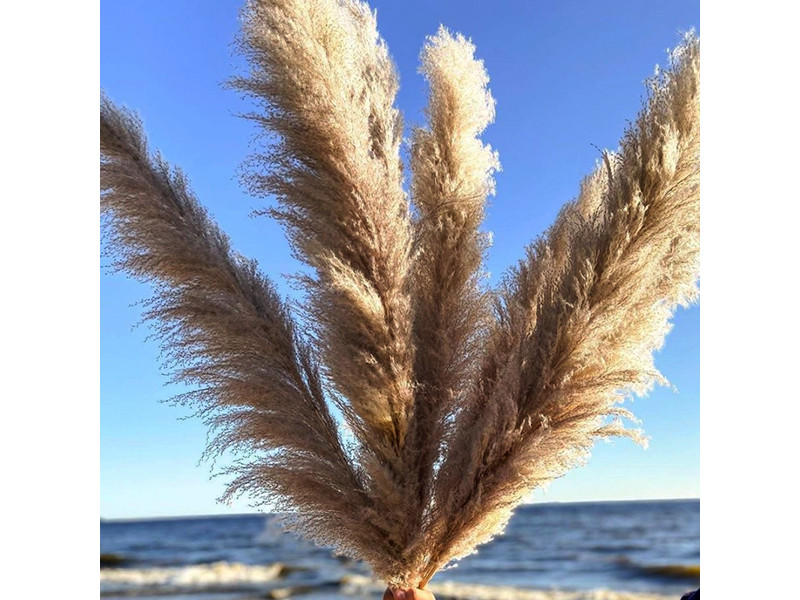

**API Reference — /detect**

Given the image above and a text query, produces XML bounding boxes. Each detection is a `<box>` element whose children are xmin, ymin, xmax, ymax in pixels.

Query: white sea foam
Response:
<box><xmin>340</xmin><ymin>575</ymin><xmax>677</xmax><ymax>600</ymax></box>
<box><xmin>99</xmin><ymin>564</ymin><xmax>682</xmax><ymax>599</ymax></box>
<box><xmin>100</xmin><ymin>561</ymin><xmax>286</xmax><ymax>593</ymax></box>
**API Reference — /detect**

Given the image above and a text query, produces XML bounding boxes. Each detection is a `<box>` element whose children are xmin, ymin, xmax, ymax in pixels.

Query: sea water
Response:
<box><xmin>100</xmin><ymin>499</ymin><xmax>699</xmax><ymax>599</ymax></box>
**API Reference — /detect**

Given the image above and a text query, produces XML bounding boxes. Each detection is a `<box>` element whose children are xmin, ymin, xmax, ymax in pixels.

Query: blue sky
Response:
<box><xmin>101</xmin><ymin>0</ymin><xmax>700</xmax><ymax>519</ymax></box>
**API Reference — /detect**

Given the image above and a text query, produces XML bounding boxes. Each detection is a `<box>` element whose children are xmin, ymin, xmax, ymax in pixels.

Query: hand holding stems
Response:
<box><xmin>383</xmin><ymin>587</ymin><xmax>435</xmax><ymax>600</ymax></box>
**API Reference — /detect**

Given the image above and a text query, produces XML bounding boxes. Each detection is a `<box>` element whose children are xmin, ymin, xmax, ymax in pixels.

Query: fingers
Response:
<box><xmin>383</xmin><ymin>587</ymin><xmax>436</xmax><ymax>600</ymax></box>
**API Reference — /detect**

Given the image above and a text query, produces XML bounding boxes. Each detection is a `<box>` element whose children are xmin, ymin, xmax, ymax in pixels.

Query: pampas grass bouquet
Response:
<box><xmin>101</xmin><ymin>0</ymin><xmax>699</xmax><ymax>595</ymax></box>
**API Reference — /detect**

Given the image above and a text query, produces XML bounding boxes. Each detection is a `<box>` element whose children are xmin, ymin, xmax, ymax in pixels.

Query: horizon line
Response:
<box><xmin>101</xmin><ymin>496</ymin><xmax>700</xmax><ymax>523</ymax></box>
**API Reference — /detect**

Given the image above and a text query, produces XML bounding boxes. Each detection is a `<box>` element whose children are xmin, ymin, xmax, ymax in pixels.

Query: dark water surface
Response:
<box><xmin>100</xmin><ymin>499</ymin><xmax>699</xmax><ymax>598</ymax></box>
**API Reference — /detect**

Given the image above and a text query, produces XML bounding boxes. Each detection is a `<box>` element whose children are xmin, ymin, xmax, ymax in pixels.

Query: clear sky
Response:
<box><xmin>100</xmin><ymin>0</ymin><xmax>700</xmax><ymax>520</ymax></box>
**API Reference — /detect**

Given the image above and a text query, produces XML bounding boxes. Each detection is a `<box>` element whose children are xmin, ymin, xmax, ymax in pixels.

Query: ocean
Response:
<box><xmin>100</xmin><ymin>499</ymin><xmax>699</xmax><ymax>599</ymax></box>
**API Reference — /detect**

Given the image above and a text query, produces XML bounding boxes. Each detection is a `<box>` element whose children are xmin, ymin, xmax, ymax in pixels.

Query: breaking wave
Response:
<box><xmin>341</xmin><ymin>575</ymin><xmax>679</xmax><ymax>600</ymax></box>
<box><xmin>99</xmin><ymin>563</ymin><xmax>689</xmax><ymax>599</ymax></box>
<box><xmin>100</xmin><ymin>561</ymin><xmax>288</xmax><ymax>595</ymax></box>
